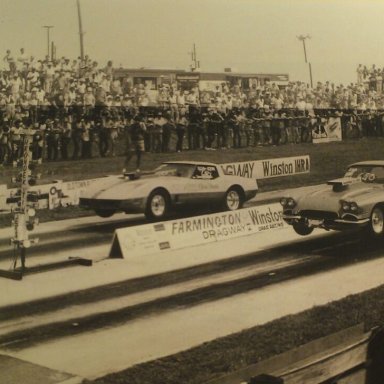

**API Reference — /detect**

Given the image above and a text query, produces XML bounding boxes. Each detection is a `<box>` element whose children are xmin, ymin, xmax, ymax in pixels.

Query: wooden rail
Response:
<box><xmin>205</xmin><ymin>323</ymin><xmax>383</xmax><ymax>384</ymax></box>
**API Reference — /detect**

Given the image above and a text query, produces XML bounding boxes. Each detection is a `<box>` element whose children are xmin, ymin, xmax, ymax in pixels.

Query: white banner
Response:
<box><xmin>220</xmin><ymin>155</ymin><xmax>310</xmax><ymax>179</ymax></box>
<box><xmin>0</xmin><ymin>156</ymin><xmax>310</xmax><ymax>213</ymax></box>
<box><xmin>0</xmin><ymin>177</ymin><xmax>102</xmax><ymax>212</ymax></box>
<box><xmin>109</xmin><ymin>203</ymin><xmax>288</xmax><ymax>259</ymax></box>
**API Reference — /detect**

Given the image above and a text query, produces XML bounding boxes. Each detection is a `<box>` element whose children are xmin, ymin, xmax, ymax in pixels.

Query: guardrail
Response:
<box><xmin>205</xmin><ymin>323</ymin><xmax>384</xmax><ymax>384</ymax></box>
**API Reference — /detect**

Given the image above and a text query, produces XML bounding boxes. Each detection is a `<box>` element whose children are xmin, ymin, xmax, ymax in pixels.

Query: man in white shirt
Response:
<box><xmin>17</xmin><ymin>48</ymin><xmax>29</xmax><ymax>70</ymax></box>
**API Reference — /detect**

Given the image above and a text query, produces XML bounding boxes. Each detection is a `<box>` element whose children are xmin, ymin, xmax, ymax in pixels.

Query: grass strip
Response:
<box><xmin>85</xmin><ymin>283</ymin><xmax>384</xmax><ymax>384</ymax></box>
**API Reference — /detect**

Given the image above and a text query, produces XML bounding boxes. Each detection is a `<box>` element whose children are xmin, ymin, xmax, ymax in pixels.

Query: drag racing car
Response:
<box><xmin>280</xmin><ymin>161</ymin><xmax>384</xmax><ymax>237</ymax></box>
<box><xmin>79</xmin><ymin>161</ymin><xmax>258</xmax><ymax>221</ymax></box>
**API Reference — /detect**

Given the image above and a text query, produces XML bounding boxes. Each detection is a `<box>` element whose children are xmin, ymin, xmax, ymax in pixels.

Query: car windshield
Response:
<box><xmin>344</xmin><ymin>165</ymin><xmax>384</xmax><ymax>183</ymax></box>
<box><xmin>154</xmin><ymin>163</ymin><xmax>195</xmax><ymax>178</ymax></box>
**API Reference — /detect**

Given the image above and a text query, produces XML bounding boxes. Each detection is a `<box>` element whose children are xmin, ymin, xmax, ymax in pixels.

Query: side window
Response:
<box><xmin>192</xmin><ymin>165</ymin><xmax>219</xmax><ymax>180</ymax></box>
<box><xmin>372</xmin><ymin>167</ymin><xmax>384</xmax><ymax>183</ymax></box>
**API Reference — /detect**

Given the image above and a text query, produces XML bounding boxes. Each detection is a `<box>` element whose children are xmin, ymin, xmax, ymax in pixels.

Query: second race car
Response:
<box><xmin>79</xmin><ymin>161</ymin><xmax>258</xmax><ymax>221</ymax></box>
<box><xmin>280</xmin><ymin>160</ymin><xmax>384</xmax><ymax>237</ymax></box>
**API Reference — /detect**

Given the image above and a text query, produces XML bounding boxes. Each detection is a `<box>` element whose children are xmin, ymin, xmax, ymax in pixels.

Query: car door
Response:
<box><xmin>180</xmin><ymin>165</ymin><xmax>222</xmax><ymax>205</ymax></box>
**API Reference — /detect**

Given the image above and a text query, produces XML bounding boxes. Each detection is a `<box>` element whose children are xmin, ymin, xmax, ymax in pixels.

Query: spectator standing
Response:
<box><xmin>0</xmin><ymin>120</ymin><xmax>10</xmax><ymax>165</ymax></box>
<box><xmin>3</xmin><ymin>50</ymin><xmax>16</xmax><ymax>73</ymax></box>
<box><xmin>81</xmin><ymin>118</ymin><xmax>93</xmax><ymax>158</ymax></box>
<box><xmin>175</xmin><ymin>110</ymin><xmax>188</xmax><ymax>152</ymax></box>
<box><xmin>9</xmin><ymin>73</ymin><xmax>22</xmax><ymax>102</ymax></box>
<box><xmin>17</xmin><ymin>48</ymin><xmax>29</xmax><ymax>71</ymax></box>
<box><xmin>72</xmin><ymin>118</ymin><xmax>83</xmax><ymax>159</ymax></box>
<box><xmin>109</xmin><ymin>117</ymin><xmax>120</xmax><ymax>156</ymax></box>
<box><xmin>84</xmin><ymin>86</ymin><xmax>95</xmax><ymax>118</ymax></box>
<box><xmin>60</xmin><ymin>117</ymin><xmax>72</xmax><ymax>160</ymax></box>
<box><xmin>229</xmin><ymin>109</ymin><xmax>241</xmax><ymax>148</ymax></box>
<box><xmin>10</xmin><ymin>120</ymin><xmax>23</xmax><ymax>166</ymax></box>
<box><xmin>357</xmin><ymin>64</ymin><xmax>364</xmax><ymax>84</ymax></box>
<box><xmin>104</xmin><ymin>60</ymin><xmax>114</xmax><ymax>78</ymax></box>
<box><xmin>152</xmin><ymin>112</ymin><xmax>165</xmax><ymax>152</ymax></box>
<box><xmin>124</xmin><ymin>115</ymin><xmax>146</xmax><ymax>172</ymax></box>
<box><xmin>162</xmin><ymin>111</ymin><xmax>174</xmax><ymax>152</ymax></box>
<box><xmin>98</xmin><ymin>114</ymin><xmax>110</xmax><ymax>157</ymax></box>
<box><xmin>46</xmin><ymin>119</ymin><xmax>60</xmax><ymax>161</ymax></box>
<box><xmin>188</xmin><ymin>107</ymin><xmax>200</xmax><ymax>150</ymax></box>
<box><xmin>43</xmin><ymin>62</ymin><xmax>55</xmax><ymax>93</ymax></box>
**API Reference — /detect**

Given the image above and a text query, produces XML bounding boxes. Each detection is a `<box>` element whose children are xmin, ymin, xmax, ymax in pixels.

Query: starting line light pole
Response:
<box><xmin>0</xmin><ymin>127</ymin><xmax>39</xmax><ymax>280</ymax></box>
<box><xmin>0</xmin><ymin>126</ymin><xmax>92</xmax><ymax>281</ymax></box>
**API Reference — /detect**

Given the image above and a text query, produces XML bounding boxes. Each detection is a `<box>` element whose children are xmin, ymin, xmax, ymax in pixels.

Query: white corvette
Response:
<box><xmin>79</xmin><ymin>161</ymin><xmax>258</xmax><ymax>221</ymax></box>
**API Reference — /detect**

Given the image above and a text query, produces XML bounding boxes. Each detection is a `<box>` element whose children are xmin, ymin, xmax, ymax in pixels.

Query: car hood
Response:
<box><xmin>295</xmin><ymin>178</ymin><xmax>383</xmax><ymax>211</ymax></box>
<box><xmin>81</xmin><ymin>174</ymin><xmax>176</xmax><ymax>199</ymax></box>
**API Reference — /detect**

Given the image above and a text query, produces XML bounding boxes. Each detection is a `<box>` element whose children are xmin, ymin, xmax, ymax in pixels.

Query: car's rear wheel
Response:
<box><xmin>94</xmin><ymin>209</ymin><xmax>115</xmax><ymax>218</ymax></box>
<box><xmin>145</xmin><ymin>189</ymin><xmax>171</xmax><ymax>221</ymax></box>
<box><xmin>369</xmin><ymin>206</ymin><xmax>384</xmax><ymax>236</ymax></box>
<box><xmin>293</xmin><ymin>221</ymin><xmax>314</xmax><ymax>236</ymax></box>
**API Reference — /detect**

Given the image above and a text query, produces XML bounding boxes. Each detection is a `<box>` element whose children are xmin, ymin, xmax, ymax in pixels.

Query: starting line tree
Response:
<box><xmin>10</xmin><ymin>126</ymin><xmax>39</xmax><ymax>272</ymax></box>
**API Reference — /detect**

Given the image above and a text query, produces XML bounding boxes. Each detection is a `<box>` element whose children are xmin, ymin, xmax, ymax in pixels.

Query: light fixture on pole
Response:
<box><xmin>297</xmin><ymin>34</ymin><xmax>313</xmax><ymax>88</ymax></box>
<box><xmin>42</xmin><ymin>25</ymin><xmax>54</xmax><ymax>60</ymax></box>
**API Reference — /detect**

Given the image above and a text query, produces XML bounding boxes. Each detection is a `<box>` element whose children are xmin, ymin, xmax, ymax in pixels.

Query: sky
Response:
<box><xmin>1</xmin><ymin>0</ymin><xmax>384</xmax><ymax>84</ymax></box>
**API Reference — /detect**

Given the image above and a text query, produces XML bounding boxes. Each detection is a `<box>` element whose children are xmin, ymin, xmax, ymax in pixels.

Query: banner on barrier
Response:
<box><xmin>0</xmin><ymin>156</ymin><xmax>310</xmax><ymax>213</ymax></box>
<box><xmin>0</xmin><ymin>177</ymin><xmax>102</xmax><ymax>213</ymax></box>
<box><xmin>220</xmin><ymin>155</ymin><xmax>310</xmax><ymax>179</ymax></box>
<box><xmin>109</xmin><ymin>203</ymin><xmax>287</xmax><ymax>259</ymax></box>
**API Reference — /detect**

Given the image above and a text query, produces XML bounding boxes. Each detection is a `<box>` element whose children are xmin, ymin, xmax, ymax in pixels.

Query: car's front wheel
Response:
<box><xmin>293</xmin><ymin>221</ymin><xmax>314</xmax><ymax>236</ymax></box>
<box><xmin>223</xmin><ymin>187</ymin><xmax>244</xmax><ymax>211</ymax></box>
<box><xmin>368</xmin><ymin>205</ymin><xmax>384</xmax><ymax>237</ymax></box>
<box><xmin>94</xmin><ymin>209</ymin><xmax>115</xmax><ymax>218</ymax></box>
<box><xmin>145</xmin><ymin>189</ymin><xmax>171</xmax><ymax>221</ymax></box>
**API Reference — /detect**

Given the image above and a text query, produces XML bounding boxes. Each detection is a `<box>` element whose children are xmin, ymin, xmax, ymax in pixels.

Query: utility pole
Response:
<box><xmin>77</xmin><ymin>0</ymin><xmax>85</xmax><ymax>60</ymax></box>
<box><xmin>297</xmin><ymin>34</ymin><xmax>313</xmax><ymax>88</ymax></box>
<box><xmin>190</xmin><ymin>43</ymin><xmax>200</xmax><ymax>72</ymax></box>
<box><xmin>42</xmin><ymin>25</ymin><xmax>54</xmax><ymax>59</ymax></box>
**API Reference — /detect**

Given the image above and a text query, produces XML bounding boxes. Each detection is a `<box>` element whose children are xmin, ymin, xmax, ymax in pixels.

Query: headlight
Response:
<box><xmin>281</xmin><ymin>197</ymin><xmax>296</xmax><ymax>208</ymax></box>
<box><xmin>342</xmin><ymin>201</ymin><xmax>350</xmax><ymax>211</ymax></box>
<box><xmin>340</xmin><ymin>200</ymin><xmax>359</xmax><ymax>212</ymax></box>
<box><xmin>287</xmin><ymin>198</ymin><xmax>296</xmax><ymax>208</ymax></box>
<box><xmin>350</xmin><ymin>202</ymin><xmax>359</xmax><ymax>212</ymax></box>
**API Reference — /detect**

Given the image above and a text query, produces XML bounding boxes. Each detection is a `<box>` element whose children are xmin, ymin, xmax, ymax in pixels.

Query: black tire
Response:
<box><xmin>293</xmin><ymin>221</ymin><xmax>314</xmax><ymax>236</ymax></box>
<box><xmin>368</xmin><ymin>205</ymin><xmax>384</xmax><ymax>237</ymax></box>
<box><xmin>94</xmin><ymin>209</ymin><xmax>115</xmax><ymax>218</ymax></box>
<box><xmin>145</xmin><ymin>189</ymin><xmax>171</xmax><ymax>221</ymax></box>
<box><xmin>223</xmin><ymin>187</ymin><xmax>244</xmax><ymax>211</ymax></box>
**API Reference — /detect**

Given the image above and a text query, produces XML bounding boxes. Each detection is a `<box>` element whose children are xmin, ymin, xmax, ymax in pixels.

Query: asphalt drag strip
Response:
<box><xmin>0</xmin><ymin>230</ymin><xmax>354</xmax><ymax>322</ymax></box>
<box><xmin>1</xmin><ymin>232</ymin><xmax>383</xmax><ymax>351</ymax></box>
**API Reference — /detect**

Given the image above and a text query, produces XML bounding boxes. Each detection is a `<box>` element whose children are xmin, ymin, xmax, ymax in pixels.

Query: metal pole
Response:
<box><xmin>297</xmin><ymin>35</ymin><xmax>313</xmax><ymax>87</ymax></box>
<box><xmin>309</xmin><ymin>62</ymin><xmax>313</xmax><ymax>88</ymax></box>
<box><xmin>77</xmin><ymin>0</ymin><xmax>85</xmax><ymax>60</ymax></box>
<box><xmin>42</xmin><ymin>26</ymin><xmax>54</xmax><ymax>59</ymax></box>
<box><xmin>302</xmin><ymin>40</ymin><xmax>308</xmax><ymax>63</ymax></box>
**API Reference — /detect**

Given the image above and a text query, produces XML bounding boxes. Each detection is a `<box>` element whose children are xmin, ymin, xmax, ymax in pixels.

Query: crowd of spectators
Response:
<box><xmin>1</xmin><ymin>48</ymin><xmax>384</xmax><ymax>167</ymax></box>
